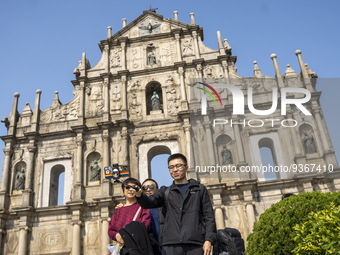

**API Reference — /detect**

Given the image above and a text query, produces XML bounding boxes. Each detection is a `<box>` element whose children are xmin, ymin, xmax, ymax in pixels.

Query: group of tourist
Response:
<box><xmin>108</xmin><ymin>153</ymin><xmax>217</xmax><ymax>255</ymax></box>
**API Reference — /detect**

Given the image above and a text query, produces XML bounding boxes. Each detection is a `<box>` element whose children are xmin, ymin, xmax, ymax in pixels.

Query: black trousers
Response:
<box><xmin>162</xmin><ymin>244</ymin><xmax>203</xmax><ymax>255</ymax></box>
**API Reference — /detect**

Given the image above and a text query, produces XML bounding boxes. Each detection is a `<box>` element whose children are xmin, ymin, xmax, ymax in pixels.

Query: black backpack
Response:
<box><xmin>213</xmin><ymin>228</ymin><xmax>245</xmax><ymax>255</ymax></box>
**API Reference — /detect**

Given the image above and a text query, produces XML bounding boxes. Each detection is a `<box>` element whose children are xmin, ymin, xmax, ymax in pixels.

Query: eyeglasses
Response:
<box><xmin>168</xmin><ymin>163</ymin><xmax>186</xmax><ymax>170</ymax></box>
<box><xmin>142</xmin><ymin>184</ymin><xmax>156</xmax><ymax>190</ymax></box>
<box><xmin>124</xmin><ymin>185</ymin><xmax>140</xmax><ymax>191</ymax></box>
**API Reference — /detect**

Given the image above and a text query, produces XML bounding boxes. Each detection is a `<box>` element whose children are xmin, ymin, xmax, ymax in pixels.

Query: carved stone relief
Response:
<box><xmin>110</xmin><ymin>48</ymin><xmax>122</xmax><ymax>68</ymax></box>
<box><xmin>128</xmin><ymin>92</ymin><xmax>142</xmax><ymax>118</ymax></box>
<box><xmin>86</xmin><ymin>85</ymin><xmax>104</xmax><ymax>117</ymax></box>
<box><xmin>138</xmin><ymin>19</ymin><xmax>161</xmax><ymax>36</ymax></box>
<box><xmin>182</xmin><ymin>38</ymin><xmax>194</xmax><ymax>57</ymax></box>
<box><xmin>38</xmin><ymin>228</ymin><xmax>69</xmax><ymax>252</ymax></box>
<box><xmin>4</xmin><ymin>230</ymin><xmax>18</xmax><ymax>254</ymax></box>
<box><xmin>85</xmin><ymin>222</ymin><xmax>100</xmax><ymax>255</ymax></box>
<box><xmin>160</xmin><ymin>43</ymin><xmax>174</xmax><ymax>66</ymax></box>
<box><xmin>130</xmin><ymin>47</ymin><xmax>142</xmax><ymax>70</ymax></box>
<box><xmin>111</xmin><ymin>83</ymin><xmax>122</xmax><ymax>110</ymax></box>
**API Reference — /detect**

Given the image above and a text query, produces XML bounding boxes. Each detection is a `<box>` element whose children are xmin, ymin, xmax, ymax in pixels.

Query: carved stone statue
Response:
<box><xmin>148</xmin><ymin>52</ymin><xmax>156</xmax><ymax>67</ymax></box>
<box><xmin>90</xmin><ymin>160</ymin><xmax>101</xmax><ymax>181</ymax></box>
<box><xmin>303</xmin><ymin>131</ymin><xmax>317</xmax><ymax>154</ymax></box>
<box><xmin>221</xmin><ymin>145</ymin><xmax>233</xmax><ymax>165</ymax></box>
<box><xmin>151</xmin><ymin>91</ymin><xmax>161</xmax><ymax>111</ymax></box>
<box><xmin>16</xmin><ymin>168</ymin><xmax>26</xmax><ymax>190</ymax></box>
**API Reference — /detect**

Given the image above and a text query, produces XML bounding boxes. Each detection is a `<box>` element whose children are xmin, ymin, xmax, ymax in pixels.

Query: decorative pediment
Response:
<box><xmin>109</xmin><ymin>10</ymin><xmax>197</xmax><ymax>41</ymax></box>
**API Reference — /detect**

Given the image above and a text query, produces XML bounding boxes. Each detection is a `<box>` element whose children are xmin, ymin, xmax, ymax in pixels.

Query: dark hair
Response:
<box><xmin>121</xmin><ymin>177</ymin><xmax>142</xmax><ymax>190</ymax></box>
<box><xmin>142</xmin><ymin>178</ymin><xmax>159</xmax><ymax>189</ymax></box>
<box><xmin>167</xmin><ymin>153</ymin><xmax>187</xmax><ymax>166</ymax></box>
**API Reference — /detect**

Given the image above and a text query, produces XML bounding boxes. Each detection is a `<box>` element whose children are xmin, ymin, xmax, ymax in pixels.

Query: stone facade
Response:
<box><xmin>0</xmin><ymin>10</ymin><xmax>339</xmax><ymax>254</ymax></box>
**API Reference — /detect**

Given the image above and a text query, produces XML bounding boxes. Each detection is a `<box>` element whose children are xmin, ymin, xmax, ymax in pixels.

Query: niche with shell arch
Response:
<box><xmin>13</xmin><ymin>161</ymin><xmax>27</xmax><ymax>192</ymax></box>
<box><xmin>216</xmin><ymin>134</ymin><xmax>233</xmax><ymax>165</ymax></box>
<box><xmin>299</xmin><ymin>124</ymin><xmax>317</xmax><ymax>155</ymax></box>
<box><xmin>146</xmin><ymin>81</ymin><xmax>163</xmax><ymax>115</ymax></box>
<box><xmin>87</xmin><ymin>152</ymin><xmax>102</xmax><ymax>184</ymax></box>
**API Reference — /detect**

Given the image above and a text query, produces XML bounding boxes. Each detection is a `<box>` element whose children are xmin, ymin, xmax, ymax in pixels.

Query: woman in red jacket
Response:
<box><xmin>108</xmin><ymin>177</ymin><xmax>151</xmax><ymax>246</ymax></box>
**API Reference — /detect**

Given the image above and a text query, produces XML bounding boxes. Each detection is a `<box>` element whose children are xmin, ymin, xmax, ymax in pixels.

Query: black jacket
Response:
<box><xmin>118</xmin><ymin>221</ymin><xmax>154</xmax><ymax>255</ymax></box>
<box><xmin>137</xmin><ymin>179</ymin><xmax>216</xmax><ymax>246</ymax></box>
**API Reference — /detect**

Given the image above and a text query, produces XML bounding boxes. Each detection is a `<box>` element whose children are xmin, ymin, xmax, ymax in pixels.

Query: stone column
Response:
<box><xmin>175</xmin><ymin>33</ymin><xmax>182</xmax><ymax>62</ymax></box>
<box><xmin>0</xmin><ymin>148</ymin><xmax>13</xmax><ymax>193</ymax></box>
<box><xmin>103</xmin><ymin>78</ymin><xmax>110</xmax><ymax>121</ymax></box>
<box><xmin>313</xmin><ymin>109</ymin><xmax>330</xmax><ymax>152</ymax></box>
<box><xmin>245</xmin><ymin>202</ymin><xmax>256</xmax><ymax>235</ymax></box>
<box><xmin>183</xmin><ymin>118</ymin><xmax>191</xmax><ymax>162</ymax></box>
<box><xmin>17</xmin><ymin>226</ymin><xmax>29</xmax><ymax>255</ymax></box>
<box><xmin>101</xmin><ymin>217</ymin><xmax>111</xmax><ymax>255</ymax></box>
<box><xmin>215</xmin><ymin>206</ymin><xmax>225</xmax><ymax>230</ymax></box>
<box><xmin>119</xmin><ymin>73</ymin><xmax>128</xmax><ymax>119</ymax></box>
<box><xmin>120</xmin><ymin>39</ymin><xmax>127</xmax><ymax>70</ymax></box>
<box><xmin>232</xmin><ymin>119</ymin><xmax>246</xmax><ymax>164</ymax></box>
<box><xmin>192</xmin><ymin>31</ymin><xmax>200</xmax><ymax>59</ymax></box>
<box><xmin>22</xmin><ymin>146</ymin><xmax>36</xmax><ymax>207</ymax></box>
<box><xmin>121</xmin><ymin>125</ymin><xmax>129</xmax><ymax>165</ymax></box>
<box><xmin>78</xmin><ymin>80</ymin><xmax>86</xmax><ymax>125</ymax></box>
<box><xmin>178</xmin><ymin>66</ymin><xmax>187</xmax><ymax>101</ymax></box>
<box><xmin>72</xmin><ymin>221</ymin><xmax>82</xmax><ymax>255</ymax></box>
<box><xmin>102</xmin><ymin>130</ymin><xmax>110</xmax><ymax>168</ymax></box>
<box><xmin>73</xmin><ymin>132</ymin><xmax>84</xmax><ymax>201</ymax></box>
<box><xmin>203</xmin><ymin>117</ymin><xmax>215</xmax><ymax>165</ymax></box>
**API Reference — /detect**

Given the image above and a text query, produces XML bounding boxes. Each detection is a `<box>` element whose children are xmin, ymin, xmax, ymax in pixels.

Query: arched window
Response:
<box><xmin>147</xmin><ymin>146</ymin><xmax>172</xmax><ymax>186</ymax></box>
<box><xmin>49</xmin><ymin>164</ymin><xmax>65</xmax><ymax>206</ymax></box>
<box><xmin>146</xmin><ymin>82</ymin><xmax>163</xmax><ymax>115</ymax></box>
<box><xmin>259</xmin><ymin>138</ymin><xmax>278</xmax><ymax>180</ymax></box>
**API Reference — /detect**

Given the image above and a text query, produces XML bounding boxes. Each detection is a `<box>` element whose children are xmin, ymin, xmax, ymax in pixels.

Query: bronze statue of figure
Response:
<box><xmin>90</xmin><ymin>160</ymin><xmax>101</xmax><ymax>181</ymax></box>
<box><xmin>151</xmin><ymin>91</ymin><xmax>161</xmax><ymax>111</ymax></box>
<box><xmin>16</xmin><ymin>168</ymin><xmax>26</xmax><ymax>190</ymax></box>
<box><xmin>221</xmin><ymin>145</ymin><xmax>233</xmax><ymax>165</ymax></box>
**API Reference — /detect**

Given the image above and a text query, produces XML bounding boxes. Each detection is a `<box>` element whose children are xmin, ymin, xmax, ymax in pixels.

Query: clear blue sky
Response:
<box><xmin>1</xmin><ymin>0</ymin><xmax>339</xmax><ymax>188</ymax></box>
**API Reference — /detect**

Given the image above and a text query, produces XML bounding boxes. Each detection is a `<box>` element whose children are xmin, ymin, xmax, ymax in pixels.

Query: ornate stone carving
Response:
<box><xmin>112</xmin><ymin>83</ymin><xmax>122</xmax><ymax>110</ymax></box>
<box><xmin>38</xmin><ymin>228</ymin><xmax>68</xmax><ymax>252</ymax></box>
<box><xmin>138</xmin><ymin>19</ymin><xmax>161</xmax><ymax>36</ymax></box>
<box><xmin>128</xmin><ymin>92</ymin><xmax>142</xmax><ymax>118</ymax></box>
<box><xmin>182</xmin><ymin>38</ymin><xmax>194</xmax><ymax>57</ymax></box>
<box><xmin>86</xmin><ymin>86</ymin><xmax>104</xmax><ymax>117</ymax></box>
<box><xmin>160</xmin><ymin>43</ymin><xmax>174</xmax><ymax>66</ymax></box>
<box><xmin>110</xmin><ymin>48</ymin><xmax>122</xmax><ymax>67</ymax></box>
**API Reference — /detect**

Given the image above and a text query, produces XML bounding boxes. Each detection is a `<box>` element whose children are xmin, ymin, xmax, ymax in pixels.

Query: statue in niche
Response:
<box><xmin>221</xmin><ymin>145</ymin><xmax>233</xmax><ymax>165</ymax></box>
<box><xmin>148</xmin><ymin>52</ymin><xmax>156</xmax><ymax>67</ymax></box>
<box><xmin>303</xmin><ymin>131</ymin><xmax>317</xmax><ymax>154</ymax></box>
<box><xmin>90</xmin><ymin>160</ymin><xmax>101</xmax><ymax>181</ymax></box>
<box><xmin>16</xmin><ymin>168</ymin><xmax>26</xmax><ymax>190</ymax></box>
<box><xmin>151</xmin><ymin>91</ymin><xmax>161</xmax><ymax>111</ymax></box>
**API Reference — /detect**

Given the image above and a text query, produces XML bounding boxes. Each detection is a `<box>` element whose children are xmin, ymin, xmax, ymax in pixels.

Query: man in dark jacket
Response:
<box><xmin>136</xmin><ymin>153</ymin><xmax>216</xmax><ymax>255</ymax></box>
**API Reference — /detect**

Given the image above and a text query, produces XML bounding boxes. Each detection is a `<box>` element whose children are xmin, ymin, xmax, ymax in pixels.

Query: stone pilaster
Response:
<box><xmin>17</xmin><ymin>226</ymin><xmax>29</xmax><ymax>255</ymax></box>
<box><xmin>22</xmin><ymin>146</ymin><xmax>36</xmax><ymax>207</ymax></box>
<box><xmin>232</xmin><ymin>118</ymin><xmax>246</xmax><ymax>164</ymax></box>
